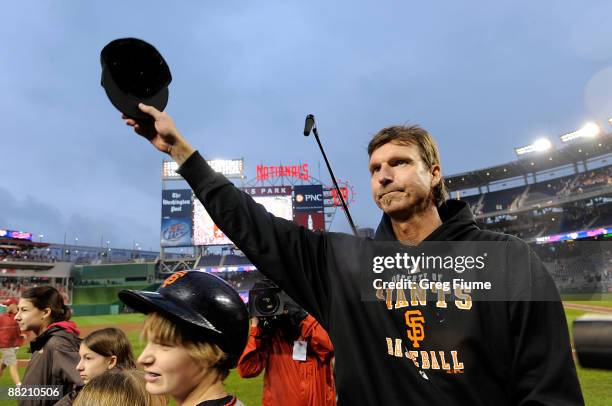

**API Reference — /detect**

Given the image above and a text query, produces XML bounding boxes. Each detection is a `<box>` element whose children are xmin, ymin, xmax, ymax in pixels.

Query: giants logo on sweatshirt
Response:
<box><xmin>405</xmin><ymin>310</ymin><xmax>425</xmax><ymax>348</ymax></box>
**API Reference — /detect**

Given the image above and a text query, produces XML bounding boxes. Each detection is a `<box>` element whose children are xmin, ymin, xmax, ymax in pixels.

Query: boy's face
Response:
<box><xmin>138</xmin><ymin>340</ymin><xmax>206</xmax><ymax>399</ymax></box>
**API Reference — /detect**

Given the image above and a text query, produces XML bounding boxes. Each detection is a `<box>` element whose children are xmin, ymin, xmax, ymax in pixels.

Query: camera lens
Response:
<box><xmin>255</xmin><ymin>291</ymin><xmax>280</xmax><ymax>316</ymax></box>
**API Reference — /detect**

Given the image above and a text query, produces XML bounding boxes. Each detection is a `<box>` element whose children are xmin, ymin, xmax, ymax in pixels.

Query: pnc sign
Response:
<box><xmin>293</xmin><ymin>185</ymin><xmax>324</xmax><ymax>212</ymax></box>
<box><xmin>295</xmin><ymin>194</ymin><xmax>322</xmax><ymax>203</ymax></box>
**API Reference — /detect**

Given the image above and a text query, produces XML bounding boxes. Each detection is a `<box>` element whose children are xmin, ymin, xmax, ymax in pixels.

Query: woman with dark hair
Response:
<box><xmin>15</xmin><ymin>286</ymin><xmax>82</xmax><ymax>406</ymax></box>
<box><xmin>56</xmin><ymin>327</ymin><xmax>137</xmax><ymax>405</ymax></box>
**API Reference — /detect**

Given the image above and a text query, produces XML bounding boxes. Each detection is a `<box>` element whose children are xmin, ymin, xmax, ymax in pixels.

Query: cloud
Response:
<box><xmin>2</xmin><ymin>0</ymin><xmax>612</xmax><ymax>248</ymax></box>
<box><xmin>0</xmin><ymin>186</ymin><xmax>159</xmax><ymax>250</ymax></box>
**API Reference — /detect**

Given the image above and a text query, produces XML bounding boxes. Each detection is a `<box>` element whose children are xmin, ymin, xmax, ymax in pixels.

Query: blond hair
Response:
<box><xmin>368</xmin><ymin>125</ymin><xmax>448</xmax><ymax>206</ymax></box>
<box><xmin>73</xmin><ymin>369</ymin><xmax>167</xmax><ymax>406</ymax></box>
<box><xmin>142</xmin><ymin>312</ymin><xmax>230</xmax><ymax>380</ymax></box>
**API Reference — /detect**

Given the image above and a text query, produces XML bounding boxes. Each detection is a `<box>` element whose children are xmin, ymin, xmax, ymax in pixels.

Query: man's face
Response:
<box><xmin>369</xmin><ymin>141</ymin><xmax>440</xmax><ymax>220</ymax></box>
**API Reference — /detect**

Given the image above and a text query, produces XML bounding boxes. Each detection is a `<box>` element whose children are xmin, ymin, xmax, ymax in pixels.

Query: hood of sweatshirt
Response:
<box><xmin>30</xmin><ymin>320</ymin><xmax>81</xmax><ymax>352</ymax></box>
<box><xmin>374</xmin><ymin>199</ymin><xmax>479</xmax><ymax>242</ymax></box>
<box><xmin>47</xmin><ymin>320</ymin><xmax>80</xmax><ymax>336</ymax></box>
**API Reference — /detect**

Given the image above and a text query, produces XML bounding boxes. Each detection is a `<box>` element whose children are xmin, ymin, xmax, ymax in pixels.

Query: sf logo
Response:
<box><xmin>162</xmin><ymin>271</ymin><xmax>188</xmax><ymax>287</ymax></box>
<box><xmin>405</xmin><ymin>310</ymin><xmax>425</xmax><ymax>348</ymax></box>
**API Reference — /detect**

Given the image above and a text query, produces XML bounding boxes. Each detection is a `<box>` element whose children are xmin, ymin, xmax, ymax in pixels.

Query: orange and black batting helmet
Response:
<box><xmin>118</xmin><ymin>270</ymin><xmax>249</xmax><ymax>367</ymax></box>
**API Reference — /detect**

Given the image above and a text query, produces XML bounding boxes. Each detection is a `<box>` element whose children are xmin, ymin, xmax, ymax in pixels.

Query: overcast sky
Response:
<box><xmin>1</xmin><ymin>1</ymin><xmax>612</xmax><ymax>251</ymax></box>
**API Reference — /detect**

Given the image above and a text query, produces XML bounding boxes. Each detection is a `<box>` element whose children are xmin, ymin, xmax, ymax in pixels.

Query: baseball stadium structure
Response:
<box><xmin>5</xmin><ymin>124</ymin><xmax>609</xmax><ymax>312</ymax></box>
<box><xmin>157</xmin><ymin>158</ymin><xmax>359</xmax><ymax>299</ymax></box>
<box><xmin>446</xmin><ymin>124</ymin><xmax>611</xmax><ymax>294</ymax></box>
<box><xmin>0</xmin><ymin>230</ymin><xmax>72</xmax><ymax>304</ymax></box>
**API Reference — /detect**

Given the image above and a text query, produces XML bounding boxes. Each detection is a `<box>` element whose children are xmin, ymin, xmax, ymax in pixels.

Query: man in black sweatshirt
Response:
<box><xmin>122</xmin><ymin>104</ymin><xmax>584</xmax><ymax>405</ymax></box>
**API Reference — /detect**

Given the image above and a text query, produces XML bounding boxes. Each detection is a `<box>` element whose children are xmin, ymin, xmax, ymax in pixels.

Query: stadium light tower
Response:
<box><xmin>559</xmin><ymin>122</ymin><xmax>601</xmax><ymax>143</ymax></box>
<box><xmin>533</xmin><ymin>138</ymin><xmax>552</xmax><ymax>151</ymax></box>
<box><xmin>514</xmin><ymin>137</ymin><xmax>553</xmax><ymax>157</ymax></box>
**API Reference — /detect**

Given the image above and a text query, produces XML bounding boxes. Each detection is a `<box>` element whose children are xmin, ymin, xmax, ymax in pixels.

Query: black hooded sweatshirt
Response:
<box><xmin>179</xmin><ymin>151</ymin><xmax>584</xmax><ymax>406</ymax></box>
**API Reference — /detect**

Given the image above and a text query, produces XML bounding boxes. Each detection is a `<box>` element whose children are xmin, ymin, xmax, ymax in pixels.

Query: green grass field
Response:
<box><xmin>1</xmin><ymin>308</ymin><xmax>610</xmax><ymax>405</ymax></box>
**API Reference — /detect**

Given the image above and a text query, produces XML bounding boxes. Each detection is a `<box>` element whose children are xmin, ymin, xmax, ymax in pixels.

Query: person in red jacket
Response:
<box><xmin>0</xmin><ymin>299</ymin><xmax>22</xmax><ymax>385</ymax></box>
<box><xmin>237</xmin><ymin>297</ymin><xmax>336</xmax><ymax>406</ymax></box>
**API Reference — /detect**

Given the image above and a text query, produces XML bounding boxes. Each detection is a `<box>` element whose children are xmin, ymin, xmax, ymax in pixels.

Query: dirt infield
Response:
<box><xmin>563</xmin><ymin>303</ymin><xmax>612</xmax><ymax>314</ymax></box>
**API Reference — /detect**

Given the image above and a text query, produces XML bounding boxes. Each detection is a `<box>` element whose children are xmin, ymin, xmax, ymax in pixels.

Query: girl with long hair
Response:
<box><xmin>56</xmin><ymin>327</ymin><xmax>137</xmax><ymax>405</ymax></box>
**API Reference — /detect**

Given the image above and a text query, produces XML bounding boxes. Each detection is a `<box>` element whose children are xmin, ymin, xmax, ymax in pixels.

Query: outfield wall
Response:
<box><xmin>75</xmin><ymin>262</ymin><xmax>157</xmax><ymax>284</ymax></box>
<box><xmin>71</xmin><ymin>262</ymin><xmax>158</xmax><ymax>316</ymax></box>
<box><xmin>73</xmin><ymin>284</ymin><xmax>151</xmax><ymax>304</ymax></box>
<box><xmin>72</xmin><ymin>303</ymin><xmax>120</xmax><ymax>316</ymax></box>
<box><xmin>71</xmin><ymin>284</ymin><xmax>158</xmax><ymax>316</ymax></box>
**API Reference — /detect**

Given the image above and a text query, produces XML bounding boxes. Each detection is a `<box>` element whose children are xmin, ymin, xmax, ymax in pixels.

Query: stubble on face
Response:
<box><xmin>378</xmin><ymin>187</ymin><xmax>434</xmax><ymax>221</ymax></box>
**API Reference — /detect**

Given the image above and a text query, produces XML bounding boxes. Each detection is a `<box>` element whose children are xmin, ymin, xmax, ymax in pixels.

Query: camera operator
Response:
<box><xmin>237</xmin><ymin>284</ymin><xmax>336</xmax><ymax>406</ymax></box>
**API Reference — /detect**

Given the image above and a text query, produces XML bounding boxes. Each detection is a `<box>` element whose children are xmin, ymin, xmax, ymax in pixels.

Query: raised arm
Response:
<box><xmin>124</xmin><ymin>104</ymin><xmax>337</xmax><ymax>326</ymax></box>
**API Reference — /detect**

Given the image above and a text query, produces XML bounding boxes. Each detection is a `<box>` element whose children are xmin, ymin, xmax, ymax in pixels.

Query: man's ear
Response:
<box><xmin>430</xmin><ymin>164</ymin><xmax>441</xmax><ymax>187</ymax></box>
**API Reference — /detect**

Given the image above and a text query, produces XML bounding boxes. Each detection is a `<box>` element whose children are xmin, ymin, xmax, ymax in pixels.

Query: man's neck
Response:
<box><xmin>390</xmin><ymin>205</ymin><xmax>442</xmax><ymax>245</ymax></box>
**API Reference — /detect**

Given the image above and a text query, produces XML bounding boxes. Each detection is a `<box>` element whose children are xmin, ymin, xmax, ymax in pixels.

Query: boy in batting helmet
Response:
<box><xmin>119</xmin><ymin>270</ymin><xmax>249</xmax><ymax>406</ymax></box>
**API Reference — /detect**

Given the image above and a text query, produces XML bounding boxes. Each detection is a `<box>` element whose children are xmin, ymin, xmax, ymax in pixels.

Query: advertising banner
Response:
<box><xmin>294</xmin><ymin>212</ymin><xmax>325</xmax><ymax>231</ymax></box>
<box><xmin>0</xmin><ymin>229</ymin><xmax>33</xmax><ymax>241</ymax></box>
<box><xmin>161</xmin><ymin>190</ymin><xmax>192</xmax><ymax>247</ymax></box>
<box><xmin>193</xmin><ymin>187</ymin><xmax>294</xmax><ymax>246</ymax></box>
<box><xmin>293</xmin><ymin>185</ymin><xmax>324</xmax><ymax>212</ymax></box>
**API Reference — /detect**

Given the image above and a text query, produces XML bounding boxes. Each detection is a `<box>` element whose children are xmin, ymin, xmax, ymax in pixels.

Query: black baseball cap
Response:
<box><xmin>118</xmin><ymin>270</ymin><xmax>249</xmax><ymax>367</ymax></box>
<box><xmin>100</xmin><ymin>37</ymin><xmax>172</xmax><ymax>120</ymax></box>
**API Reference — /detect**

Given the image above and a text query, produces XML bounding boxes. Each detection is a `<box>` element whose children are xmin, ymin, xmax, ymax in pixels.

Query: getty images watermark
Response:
<box><xmin>371</xmin><ymin>251</ymin><xmax>492</xmax><ymax>292</ymax></box>
<box><xmin>357</xmin><ymin>240</ymin><xmax>602</xmax><ymax>302</ymax></box>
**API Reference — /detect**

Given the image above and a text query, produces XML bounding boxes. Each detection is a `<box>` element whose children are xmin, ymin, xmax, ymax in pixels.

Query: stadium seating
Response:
<box><xmin>572</xmin><ymin>166</ymin><xmax>612</xmax><ymax>193</ymax></box>
<box><xmin>197</xmin><ymin>253</ymin><xmax>251</xmax><ymax>267</ymax></box>
<box><xmin>523</xmin><ymin>174</ymin><xmax>573</xmax><ymax>204</ymax></box>
<box><xmin>460</xmin><ymin>165</ymin><xmax>611</xmax><ymax>217</ymax></box>
<box><xmin>480</xmin><ymin>185</ymin><xmax>525</xmax><ymax>213</ymax></box>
